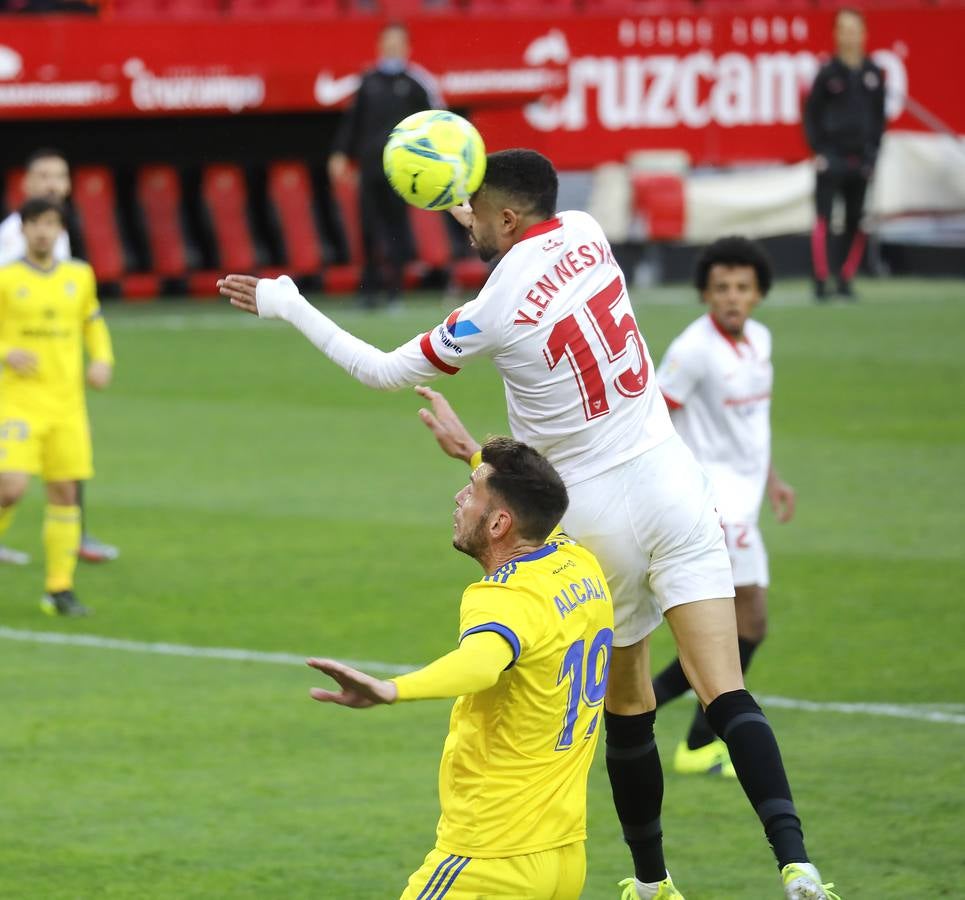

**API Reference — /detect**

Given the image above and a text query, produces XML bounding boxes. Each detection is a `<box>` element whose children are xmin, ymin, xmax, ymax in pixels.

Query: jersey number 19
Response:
<box><xmin>556</xmin><ymin>627</ymin><xmax>613</xmax><ymax>751</ymax></box>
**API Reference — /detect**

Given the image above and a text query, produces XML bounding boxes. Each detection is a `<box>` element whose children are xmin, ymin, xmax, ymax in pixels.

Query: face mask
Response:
<box><xmin>377</xmin><ymin>58</ymin><xmax>406</xmax><ymax>75</ymax></box>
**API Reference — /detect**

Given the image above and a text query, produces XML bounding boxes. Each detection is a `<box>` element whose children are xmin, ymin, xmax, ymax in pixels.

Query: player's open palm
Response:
<box><xmin>307</xmin><ymin>658</ymin><xmax>398</xmax><ymax>708</ymax></box>
<box><xmin>217</xmin><ymin>274</ymin><xmax>259</xmax><ymax>315</ymax></box>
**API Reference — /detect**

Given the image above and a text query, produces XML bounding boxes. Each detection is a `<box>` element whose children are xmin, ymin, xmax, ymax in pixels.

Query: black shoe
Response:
<box><xmin>813</xmin><ymin>279</ymin><xmax>829</xmax><ymax>302</ymax></box>
<box><xmin>836</xmin><ymin>278</ymin><xmax>857</xmax><ymax>300</ymax></box>
<box><xmin>40</xmin><ymin>590</ymin><xmax>91</xmax><ymax>617</ymax></box>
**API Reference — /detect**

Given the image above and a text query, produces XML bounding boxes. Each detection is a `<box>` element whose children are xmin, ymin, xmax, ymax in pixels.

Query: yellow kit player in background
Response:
<box><xmin>0</xmin><ymin>198</ymin><xmax>114</xmax><ymax>616</ymax></box>
<box><xmin>308</xmin><ymin>437</ymin><xmax>614</xmax><ymax>899</ymax></box>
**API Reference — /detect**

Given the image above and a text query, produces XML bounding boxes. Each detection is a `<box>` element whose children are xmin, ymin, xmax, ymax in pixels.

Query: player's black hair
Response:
<box><xmin>693</xmin><ymin>236</ymin><xmax>773</xmax><ymax>298</ymax></box>
<box><xmin>25</xmin><ymin>147</ymin><xmax>68</xmax><ymax>169</ymax></box>
<box><xmin>20</xmin><ymin>197</ymin><xmax>65</xmax><ymax>224</ymax></box>
<box><xmin>480</xmin><ymin>436</ymin><xmax>569</xmax><ymax>544</ymax></box>
<box><xmin>481</xmin><ymin>149</ymin><xmax>558</xmax><ymax>221</ymax></box>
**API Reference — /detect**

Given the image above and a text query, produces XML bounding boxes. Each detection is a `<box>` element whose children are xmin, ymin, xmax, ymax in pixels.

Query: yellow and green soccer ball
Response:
<box><xmin>383</xmin><ymin>110</ymin><xmax>486</xmax><ymax>211</ymax></box>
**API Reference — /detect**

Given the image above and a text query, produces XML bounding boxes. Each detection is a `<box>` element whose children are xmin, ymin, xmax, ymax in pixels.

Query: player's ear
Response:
<box><xmin>489</xmin><ymin>507</ymin><xmax>513</xmax><ymax>541</ymax></box>
<box><xmin>501</xmin><ymin>207</ymin><xmax>518</xmax><ymax>236</ymax></box>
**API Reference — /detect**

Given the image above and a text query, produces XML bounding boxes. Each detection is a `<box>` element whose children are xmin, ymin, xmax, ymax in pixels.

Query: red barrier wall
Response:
<box><xmin>0</xmin><ymin>7</ymin><xmax>960</xmax><ymax>166</ymax></box>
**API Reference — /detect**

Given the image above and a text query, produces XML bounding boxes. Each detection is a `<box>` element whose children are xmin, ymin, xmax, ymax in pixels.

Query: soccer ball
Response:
<box><xmin>383</xmin><ymin>110</ymin><xmax>486</xmax><ymax>211</ymax></box>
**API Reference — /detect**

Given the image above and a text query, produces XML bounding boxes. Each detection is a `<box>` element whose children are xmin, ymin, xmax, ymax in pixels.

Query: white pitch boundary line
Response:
<box><xmin>2</xmin><ymin>626</ymin><xmax>963</xmax><ymax>725</ymax></box>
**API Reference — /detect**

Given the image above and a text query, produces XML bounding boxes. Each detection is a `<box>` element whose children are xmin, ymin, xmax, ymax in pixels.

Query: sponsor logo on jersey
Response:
<box><xmin>445</xmin><ymin>309</ymin><xmax>482</xmax><ymax>339</ymax></box>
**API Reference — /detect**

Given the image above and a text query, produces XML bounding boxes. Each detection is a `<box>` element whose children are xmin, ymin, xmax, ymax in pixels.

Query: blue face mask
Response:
<box><xmin>377</xmin><ymin>58</ymin><xmax>406</xmax><ymax>75</ymax></box>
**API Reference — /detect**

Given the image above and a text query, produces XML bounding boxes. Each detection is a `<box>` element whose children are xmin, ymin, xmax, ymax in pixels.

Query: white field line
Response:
<box><xmin>2</xmin><ymin>626</ymin><xmax>963</xmax><ymax>725</ymax></box>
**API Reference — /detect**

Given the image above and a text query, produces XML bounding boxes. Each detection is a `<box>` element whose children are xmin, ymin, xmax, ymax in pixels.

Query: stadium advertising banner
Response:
<box><xmin>0</xmin><ymin>7</ymin><xmax>960</xmax><ymax>166</ymax></box>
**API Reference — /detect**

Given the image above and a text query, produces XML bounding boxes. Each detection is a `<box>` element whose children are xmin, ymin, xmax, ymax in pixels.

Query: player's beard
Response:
<box><xmin>452</xmin><ymin>505</ymin><xmax>493</xmax><ymax>561</ymax></box>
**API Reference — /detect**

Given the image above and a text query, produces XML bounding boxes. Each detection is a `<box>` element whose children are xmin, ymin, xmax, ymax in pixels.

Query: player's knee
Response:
<box><xmin>0</xmin><ymin>477</ymin><xmax>28</xmax><ymax>507</ymax></box>
<box><xmin>45</xmin><ymin>480</ymin><xmax>77</xmax><ymax>505</ymax></box>
<box><xmin>739</xmin><ymin>615</ymin><xmax>767</xmax><ymax>644</ymax></box>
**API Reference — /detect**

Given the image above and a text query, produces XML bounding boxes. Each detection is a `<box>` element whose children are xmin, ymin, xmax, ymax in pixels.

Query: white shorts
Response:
<box><xmin>722</xmin><ymin>521</ymin><xmax>769</xmax><ymax>588</ymax></box>
<box><xmin>563</xmin><ymin>433</ymin><xmax>734</xmax><ymax>647</ymax></box>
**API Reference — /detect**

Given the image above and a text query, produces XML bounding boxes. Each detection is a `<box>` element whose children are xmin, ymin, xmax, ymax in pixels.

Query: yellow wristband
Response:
<box><xmin>469</xmin><ymin>450</ymin><xmax>483</xmax><ymax>469</ymax></box>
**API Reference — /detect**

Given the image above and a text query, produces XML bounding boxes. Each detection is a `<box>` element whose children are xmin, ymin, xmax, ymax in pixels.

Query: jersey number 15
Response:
<box><xmin>543</xmin><ymin>276</ymin><xmax>649</xmax><ymax>422</ymax></box>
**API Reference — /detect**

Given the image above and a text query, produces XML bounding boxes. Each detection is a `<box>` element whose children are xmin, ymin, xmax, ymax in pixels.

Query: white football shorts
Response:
<box><xmin>722</xmin><ymin>521</ymin><xmax>770</xmax><ymax>589</ymax></box>
<box><xmin>562</xmin><ymin>433</ymin><xmax>734</xmax><ymax>647</ymax></box>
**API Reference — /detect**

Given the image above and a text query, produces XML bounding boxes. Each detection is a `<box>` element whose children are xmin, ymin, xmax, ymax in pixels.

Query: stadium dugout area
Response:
<box><xmin>0</xmin><ymin>0</ymin><xmax>962</xmax><ymax>296</ymax></box>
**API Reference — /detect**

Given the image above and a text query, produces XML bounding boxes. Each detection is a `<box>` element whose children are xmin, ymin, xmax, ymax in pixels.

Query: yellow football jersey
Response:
<box><xmin>435</xmin><ymin>533</ymin><xmax>614</xmax><ymax>859</ymax></box>
<box><xmin>0</xmin><ymin>258</ymin><xmax>113</xmax><ymax>413</ymax></box>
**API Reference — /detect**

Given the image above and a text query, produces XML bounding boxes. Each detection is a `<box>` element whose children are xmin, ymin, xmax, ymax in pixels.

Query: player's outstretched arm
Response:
<box><xmin>307</xmin><ymin>658</ymin><xmax>398</xmax><ymax>709</ymax></box>
<box><xmin>415</xmin><ymin>385</ymin><xmax>481</xmax><ymax>464</ymax></box>
<box><xmin>218</xmin><ymin>273</ymin><xmax>438</xmax><ymax>391</ymax></box>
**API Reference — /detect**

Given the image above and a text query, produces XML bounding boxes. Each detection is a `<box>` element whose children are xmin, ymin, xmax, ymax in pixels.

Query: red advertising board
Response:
<box><xmin>0</xmin><ymin>7</ymin><xmax>960</xmax><ymax>167</ymax></box>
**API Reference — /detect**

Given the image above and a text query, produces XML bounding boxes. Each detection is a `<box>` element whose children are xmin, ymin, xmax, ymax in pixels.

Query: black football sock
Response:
<box><xmin>652</xmin><ymin>657</ymin><xmax>690</xmax><ymax>707</ymax></box>
<box><xmin>604</xmin><ymin>709</ymin><xmax>667</xmax><ymax>883</ymax></box>
<box><xmin>705</xmin><ymin>689</ymin><xmax>808</xmax><ymax>869</ymax></box>
<box><xmin>76</xmin><ymin>480</ymin><xmax>87</xmax><ymax>539</ymax></box>
<box><xmin>686</xmin><ymin>638</ymin><xmax>761</xmax><ymax>750</ymax></box>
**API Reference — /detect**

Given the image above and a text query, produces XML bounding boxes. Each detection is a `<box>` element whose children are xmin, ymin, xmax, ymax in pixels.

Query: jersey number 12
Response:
<box><xmin>543</xmin><ymin>276</ymin><xmax>649</xmax><ymax>421</ymax></box>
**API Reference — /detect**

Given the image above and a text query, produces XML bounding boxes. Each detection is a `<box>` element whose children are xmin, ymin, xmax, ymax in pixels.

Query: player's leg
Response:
<box><xmin>76</xmin><ymin>480</ymin><xmax>120</xmax><ymax>563</ymax></box>
<box><xmin>0</xmin><ymin>412</ymin><xmax>40</xmax><ymax>566</ymax></box>
<box><xmin>837</xmin><ymin>171</ymin><xmax>869</xmax><ymax>297</ymax></box>
<box><xmin>562</xmin><ymin>463</ymin><xmax>674</xmax><ymax>897</ymax></box>
<box><xmin>665</xmin><ymin>599</ymin><xmax>816</xmax><ymax>878</ymax></box>
<box><xmin>664</xmin><ymin>524</ymin><xmax>769</xmax><ymax>771</ymax></box>
<box><xmin>811</xmin><ymin>169</ymin><xmax>835</xmax><ymax>301</ymax></box>
<box><xmin>39</xmin><ymin>412</ymin><xmax>93</xmax><ymax>616</ymax></box>
<box><xmin>378</xmin><ymin>179</ymin><xmax>414</xmax><ymax>309</ymax></box>
<box><xmin>358</xmin><ymin>168</ymin><xmax>384</xmax><ymax>308</ymax></box>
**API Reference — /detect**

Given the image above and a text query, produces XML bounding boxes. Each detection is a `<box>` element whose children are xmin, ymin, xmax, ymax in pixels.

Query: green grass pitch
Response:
<box><xmin>1</xmin><ymin>277</ymin><xmax>963</xmax><ymax>898</ymax></box>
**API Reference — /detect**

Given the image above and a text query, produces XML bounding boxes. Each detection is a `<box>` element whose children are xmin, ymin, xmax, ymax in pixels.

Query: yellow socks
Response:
<box><xmin>43</xmin><ymin>504</ymin><xmax>81</xmax><ymax>593</ymax></box>
<box><xmin>0</xmin><ymin>503</ymin><xmax>16</xmax><ymax>539</ymax></box>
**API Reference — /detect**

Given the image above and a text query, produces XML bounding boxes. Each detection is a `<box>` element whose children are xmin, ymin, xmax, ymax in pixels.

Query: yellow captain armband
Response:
<box><xmin>469</xmin><ymin>450</ymin><xmax>483</xmax><ymax>469</ymax></box>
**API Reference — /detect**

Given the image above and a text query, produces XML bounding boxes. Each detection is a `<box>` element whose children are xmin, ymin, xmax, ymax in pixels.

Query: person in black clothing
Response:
<box><xmin>804</xmin><ymin>7</ymin><xmax>885</xmax><ymax>301</ymax></box>
<box><xmin>328</xmin><ymin>22</ymin><xmax>442</xmax><ymax>309</ymax></box>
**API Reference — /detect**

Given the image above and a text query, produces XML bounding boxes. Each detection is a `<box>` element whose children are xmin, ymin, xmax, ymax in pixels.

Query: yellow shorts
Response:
<box><xmin>0</xmin><ymin>405</ymin><xmax>93</xmax><ymax>482</ymax></box>
<box><xmin>400</xmin><ymin>843</ymin><xmax>585</xmax><ymax>900</ymax></box>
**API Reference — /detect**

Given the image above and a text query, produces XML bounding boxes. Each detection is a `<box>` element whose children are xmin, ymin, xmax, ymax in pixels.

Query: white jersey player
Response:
<box><xmin>219</xmin><ymin>151</ymin><xmax>833</xmax><ymax>900</ymax></box>
<box><xmin>651</xmin><ymin>237</ymin><xmax>798</xmax><ymax>786</ymax></box>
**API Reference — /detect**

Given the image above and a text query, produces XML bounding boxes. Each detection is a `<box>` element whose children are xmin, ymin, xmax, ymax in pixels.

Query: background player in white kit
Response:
<box><xmin>652</xmin><ymin>237</ymin><xmax>797</xmax><ymax>778</ymax></box>
<box><xmin>219</xmin><ymin>151</ymin><xmax>836</xmax><ymax>900</ymax></box>
<box><xmin>0</xmin><ymin>147</ymin><xmax>119</xmax><ymax>566</ymax></box>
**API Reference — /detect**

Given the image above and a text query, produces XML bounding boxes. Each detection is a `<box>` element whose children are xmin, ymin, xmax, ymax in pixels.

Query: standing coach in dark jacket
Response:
<box><xmin>804</xmin><ymin>7</ymin><xmax>885</xmax><ymax>301</ymax></box>
<box><xmin>328</xmin><ymin>22</ymin><xmax>442</xmax><ymax>309</ymax></box>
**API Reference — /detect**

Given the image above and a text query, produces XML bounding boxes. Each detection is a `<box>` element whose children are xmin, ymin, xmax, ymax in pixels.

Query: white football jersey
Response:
<box><xmin>0</xmin><ymin>211</ymin><xmax>71</xmax><ymax>266</ymax></box>
<box><xmin>657</xmin><ymin>314</ymin><xmax>773</xmax><ymax>522</ymax></box>
<box><xmin>420</xmin><ymin>211</ymin><xmax>674</xmax><ymax>485</ymax></box>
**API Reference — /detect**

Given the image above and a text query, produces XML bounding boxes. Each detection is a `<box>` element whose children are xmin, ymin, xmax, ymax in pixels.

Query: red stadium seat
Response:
<box><xmin>4</xmin><ymin>168</ymin><xmax>25</xmax><ymax>216</ymax></box>
<box><xmin>631</xmin><ymin>173</ymin><xmax>685</xmax><ymax>241</ymax></box>
<box><xmin>408</xmin><ymin>208</ymin><xmax>488</xmax><ymax>289</ymax></box>
<box><xmin>266</xmin><ymin>161</ymin><xmax>323</xmax><ymax>276</ymax></box>
<box><xmin>72</xmin><ymin>166</ymin><xmax>125</xmax><ymax>283</ymax></box>
<box><xmin>327</xmin><ymin>173</ymin><xmax>365</xmax><ymax>293</ymax></box>
<box><xmin>200</xmin><ymin>164</ymin><xmax>257</xmax><ymax>273</ymax></box>
<box><xmin>136</xmin><ymin>165</ymin><xmax>188</xmax><ymax>278</ymax></box>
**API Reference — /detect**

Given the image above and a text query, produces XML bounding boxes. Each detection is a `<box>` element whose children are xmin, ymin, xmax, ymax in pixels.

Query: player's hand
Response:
<box><xmin>217</xmin><ymin>274</ymin><xmax>259</xmax><ymax>315</ymax></box>
<box><xmin>449</xmin><ymin>201</ymin><xmax>472</xmax><ymax>229</ymax></box>
<box><xmin>327</xmin><ymin>153</ymin><xmax>350</xmax><ymax>183</ymax></box>
<box><xmin>307</xmin><ymin>658</ymin><xmax>398</xmax><ymax>708</ymax></box>
<box><xmin>767</xmin><ymin>476</ymin><xmax>796</xmax><ymax>524</ymax></box>
<box><xmin>3</xmin><ymin>348</ymin><xmax>38</xmax><ymax>375</ymax></box>
<box><xmin>415</xmin><ymin>385</ymin><xmax>481</xmax><ymax>464</ymax></box>
<box><xmin>86</xmin><ymin>361</ymin><xmax>113</xmax><ymax>390</ymax></box>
